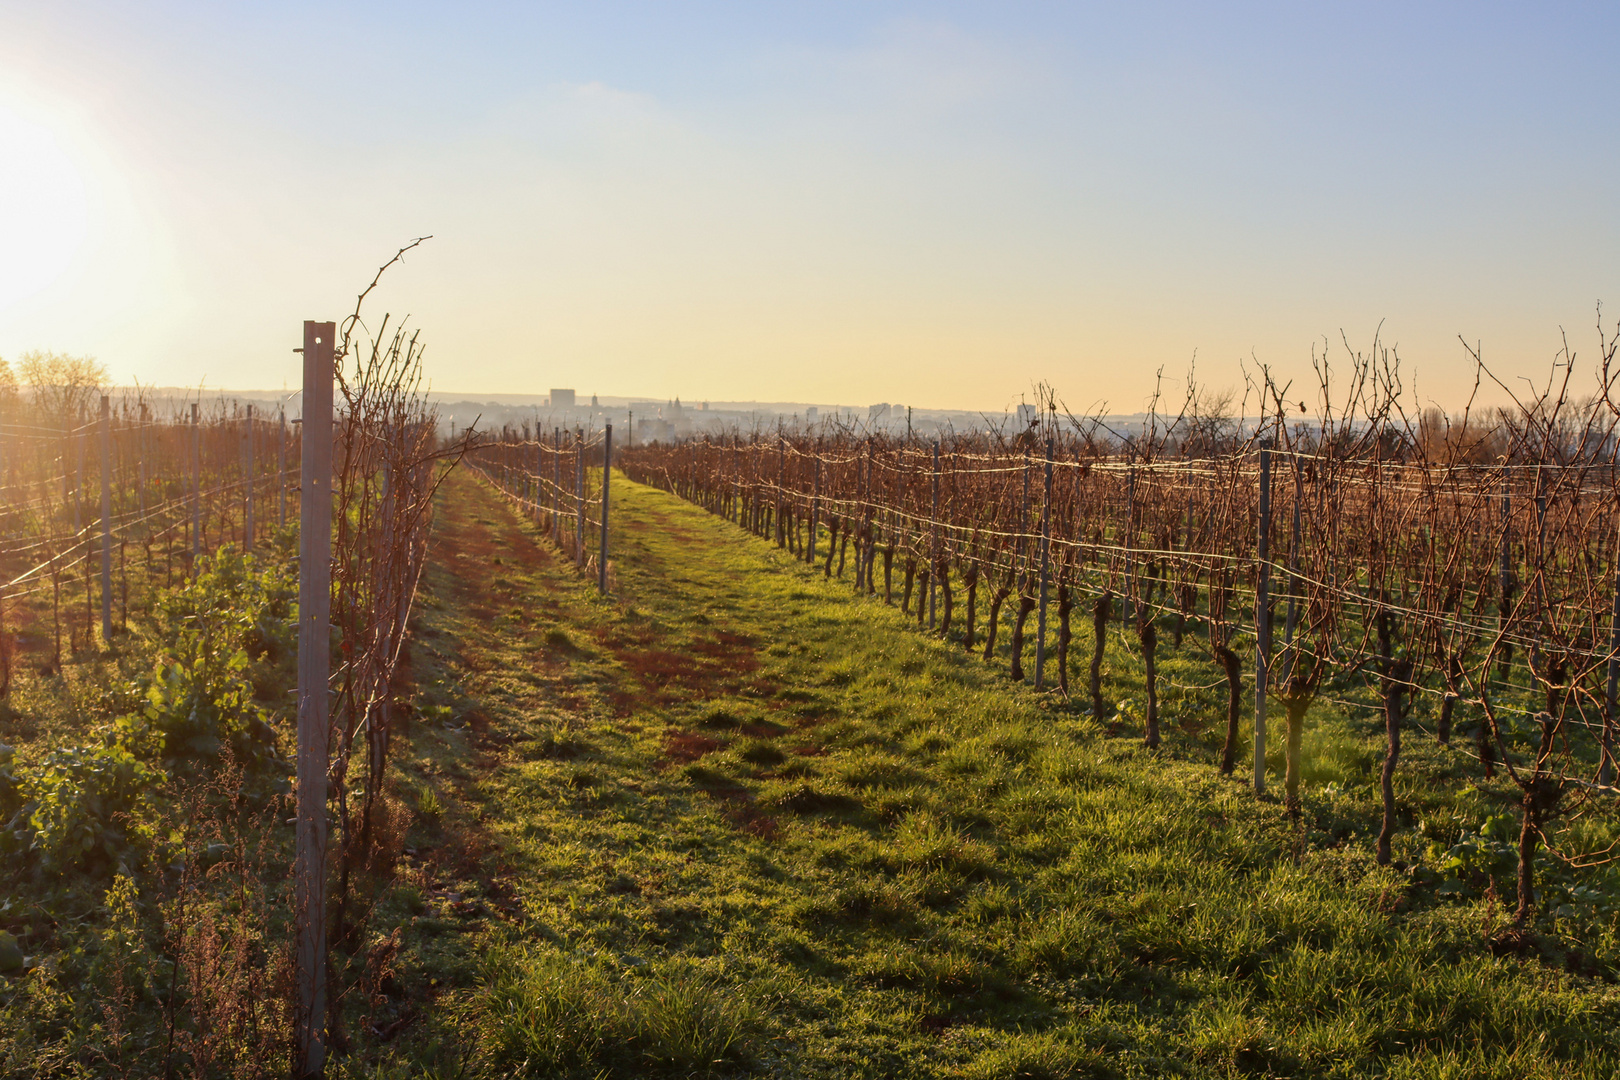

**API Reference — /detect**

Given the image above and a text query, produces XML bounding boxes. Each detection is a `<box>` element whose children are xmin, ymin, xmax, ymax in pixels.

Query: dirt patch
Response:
<box><xmin>727</xmin><ymin>806</ymin><xmax>780</xmax><ymax>841</ymax></box>
<box><xmin>621</xmin><ymin>644</ymin><xmax>760</xmax><ymax>701</ymax></box>
<box><xmin>429</xmin><ymin>475</ymin><xmax>562</xmax><ymax>611</ymax></box>
<box><xmin>604</xmin><ymin>688</ymin><xmax>640</xmax><ymax>717</ymax></box>
<box><xmin>664</xmin><ymin>731</ymin><xmax>723</xmax><ymax>763</ymax></box>
<box><xmin>441</xmin><ymin>472</ymin><xmax>786</xmax><ymax>848</ymax></box>
<box><xmin>699</xmin><ymin>780</ymin><xmax>780</xmax><ymax>841</ymax></box>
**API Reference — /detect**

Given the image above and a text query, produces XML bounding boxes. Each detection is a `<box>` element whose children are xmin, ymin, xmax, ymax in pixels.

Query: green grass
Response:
<box><xmin>360</xmin><ymin>468</ymin><xmax>1620</xmax><ymax>1078</ymax></box>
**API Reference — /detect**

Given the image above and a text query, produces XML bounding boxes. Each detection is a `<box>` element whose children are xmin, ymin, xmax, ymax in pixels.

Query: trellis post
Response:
<box><xmin>1281</xmin><ymin>457</ymin><xmax>1302</xmax><ymax>682</ymax></box>
<box><xmin>599</xmin><ymin>424</ymin><xmax>612</xmax><ymax>594</ymax></box>
<box><xmin>575</xmin><ymin>428</ymin><xmax>585</xmax><ymax>567</ymax></box>
<box><xmin>190</xmin><ymin>403</ymin><xmax>201</xmax><ymax>561</ymax></box>
<box><xmin>1606</xmin><ymin>518</ymin><xmax>1620</xmax><ymax>787</ymax></box>
<box><xmin>244</xmin><ymin>404</ymin><xmax>255</xmax><ymax>551</ymax></box>
<box><xmin>1499</xmin><ymin>477</ymin><xmax>1513</xmax><ymax>675</ymax></box>
<box><xmin>137</xmin><ymin>404</ymin><xmax>148</xmax><ymax>522</ymax></box>
<box><xmin>294</xmin><ymin>320</ymin><xmax>334</xmax><ymax>1079</ymax></box>
<box><xmin>99</xmin><ymin>395</ymin><xmax>111</xmax><ymax>644</ymax></box>
<box><xmin>810</xmin><ymin>448</ymin><xmax>820</xmax><ymax>565</ymax></box>
<box><xmin>1122</xmin><ymin>466</ymin><xmax>1135</xmax><ymax>629</ymax></box>
<box><xmin>1036</xmin><ymin>437</ymin><xmax>1052</xmax><ymax>689</ymax></box>
<box><xmin>1255</xmin><ymin>441</ymin><xmax>1273</xmax><ymax>796</ymax></box>
<box><xmin>278</xmin><ymin>407</ymin><xmax>287</xmax><ymax>530</ymax></box>
<box><xmin>1020</xmin><ymin>450</ymin><xmax>1031</xmax><ymax>648</ymax></box>
<box><xmin>929</xmin><ymin>440</ymin><xmax>940</xmax><ymax>629</ymax></box>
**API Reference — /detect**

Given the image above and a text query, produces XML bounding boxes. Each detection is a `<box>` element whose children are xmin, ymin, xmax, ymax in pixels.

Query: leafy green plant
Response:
<box><xmin>1430</xmin><ymin>813</ymin><xmax>1520</xmax><ymax>900</ymax></box>
<box><xmin>14</xmin><ymin>743</ymin><xmax>162</xmax><ymax>873</ymax></box>
<box><xmin>121</xmin><ymin>544</ymin><xmax>294</xmax><ymax>771</ymax></box>
<box><xmin>0</xmin><ymin>743</ymin><xmax>20</xmax><ymax>841</ymax></box>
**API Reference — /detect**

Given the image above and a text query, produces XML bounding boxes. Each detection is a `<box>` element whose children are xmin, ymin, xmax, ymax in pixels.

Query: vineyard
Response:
<box><xmin>614</xmin><ymin>343</ymin><xmax>1620</xmax><ymax>928</ymax></box>
<box><xmin>5</xmin><ymin>327</ymin><xmax>1620</xmax><ymax>1078</ymax></box>
<box><xmin>462</xmin><ymin>423</ymin><xmax>614</xmax><ymax>592</ymax></box>
<box><xmin>1</xmin><ymin>254</ymin><xmax>454</xmax><ymax>1076</ymax></box>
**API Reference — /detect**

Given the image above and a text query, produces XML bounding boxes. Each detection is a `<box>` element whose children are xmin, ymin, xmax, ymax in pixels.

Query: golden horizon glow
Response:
<box><xmin>0</xmin><ymin>103</ymin><xmax>89</xmax><ymax>312</ymax></box>
<box><xmin>0</xmin><ymin>8</ymin><xmax>1616</xmax><ymax>414</ymax></box>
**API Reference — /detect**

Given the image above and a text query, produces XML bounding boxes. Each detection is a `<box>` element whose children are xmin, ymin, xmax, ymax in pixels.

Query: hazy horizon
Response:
<box><xmin>3</xmin><ymin>3</ymin><xmax>1617</xmax><ymax>413</ymax></box>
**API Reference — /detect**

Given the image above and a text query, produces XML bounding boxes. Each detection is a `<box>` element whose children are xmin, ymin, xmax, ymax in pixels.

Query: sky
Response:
<box><xmin>1</xmin><ymin>2</ymin><xmax>1617</xmax><ymax>414</ymax></box>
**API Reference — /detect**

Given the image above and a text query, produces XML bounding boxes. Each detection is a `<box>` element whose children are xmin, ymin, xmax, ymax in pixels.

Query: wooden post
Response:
<box><xmin>1036</xmin><ymin>438</ymin><xmax>1052</xmax><ymax>689</ymax></box>
<box><xmin>294</xmin><ymin>320</ymin><xmax>334</xmax><ymax>1079</ymax></box>
<box><xmin>536</xmin><ymin>428</ymin><xmax>544</xmax><ymax>527</ymax></box>
<box><xmin>553</xmin><ymin>428</ymin><xmax>562</xmax><ymax>539</ymax></box>
<box><xmin>99</xmin><ymin>396</ymin><xmax>111</xmax><ymax>645</ymax></box>
<box><xmin>1255</xmin><ymin>442</ymin><xmax>1273</xmax><ymax>796</ymax></box>
<box><xmin>244</xmin><ymin>404</ymin><xmax>255</xmax><ymax>552</ymax></box>
<box><xmin>190</xmin><ymin>403</ymin><xmax>201</xmax><ymax>561</ymax></box>
<box><xmin>599</xmin><ymin>424</ymin><xmax>612</xmax><ymax>594</ymax></box>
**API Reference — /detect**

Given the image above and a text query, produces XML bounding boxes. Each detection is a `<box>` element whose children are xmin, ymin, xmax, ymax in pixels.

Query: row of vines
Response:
<box><xmin>0</xmin><ymin>391</ymin><xmax>294</xmax><ymax>683</ymax></box>
<box><xmin>3</xmin><ymin>245</ymin><xmax>454</xmax><ymax>1078</ymax></box>
<box><xmin>615</xmin><ymin>337</ymin><xmax>1620</xmax><ymax>930</ymax></box>
<box><xmin>462</xmin><ymin>423</ymin><xmax>613</xmax><ymax>587</ymax></box>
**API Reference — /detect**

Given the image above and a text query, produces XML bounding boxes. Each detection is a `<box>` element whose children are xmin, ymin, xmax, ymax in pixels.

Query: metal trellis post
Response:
<box><xmin>244</xmin><ymin>404</ymin><xmax>255</xmax><ymax>552</ymax></box>
<box><xmin>190</xmin><ymin>403</ymin><xmax>201</xmax><ymax>563</ymax></box>
<box><xmin>1255</xmin><ymin>442</ymin><xmax>1273</xmax><ymax>796</ymax></box>
<box><xmin>1036</xmin><ymin>437</ymin><xmax>1052</xmax><ymax>689</ymax></box>
<box><xmin>99</xmin><ymin>395</ymin><xmax>111</xmax><ymax>644</ymax></box>
<box><xmin>810</xmin><ymin>450</ymin><xmax>820</xmax><ymax>565</ymax></box>
<box><xmin>575</xmin><ymin>429</ymin><xmax>585</xmax><ymax>568</ymax></box>
<box><xmin>930</xmin><ymin>441</ymin><xmax>940</xmax><ymax>629</ymax></box>
<box><xmin>294</xmin><ymin>320</ymin><xmax>334</xmax><ymax>1079</ymax></box>
<box><xmin>599</xmin><ymin>424</ymin><xmax>612</xmax><ymax>594</ymax></box>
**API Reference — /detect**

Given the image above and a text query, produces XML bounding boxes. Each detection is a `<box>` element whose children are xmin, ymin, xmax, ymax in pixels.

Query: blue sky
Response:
<box><xmin>1</xmin><ymin>2</ymin><xmax>1616</xmax><ymax>411</ymax></box>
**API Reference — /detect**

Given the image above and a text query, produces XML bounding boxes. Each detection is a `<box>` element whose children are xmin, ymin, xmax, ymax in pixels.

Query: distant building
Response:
<box><xmin>551</xmin><ymin>389</ymin><xmax>576</xmax><ymax>408</ymax></box>
<box><xmin>806</xmin><ymin>406</ymin><xmax>819</xmax><ymax>423</ymax></box>
<box><xmin>590</xmin><ymin>394</ymin><xmax>599</xmax><ymax>408</ymax></box>
<box><xmin>869</xmin><ymin>403</ymin><xmax>891</xmax><ymax>421</ymax></box>
<box><xmin>638</xmin><ymin>417</ymin><xmax>674</xmax><ymax>443</ymax></box>
<box><xmin>1017</xmin><ymin>403</ymin><xmax>1038</xmax><ymax>427</ymax></box>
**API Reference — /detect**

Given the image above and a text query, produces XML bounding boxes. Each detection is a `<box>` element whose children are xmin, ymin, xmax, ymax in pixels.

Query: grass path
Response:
<box><xmin>382</xmin><ymin>466</ymin><xmax>1618</xmax><ymax>1079</ymax></box>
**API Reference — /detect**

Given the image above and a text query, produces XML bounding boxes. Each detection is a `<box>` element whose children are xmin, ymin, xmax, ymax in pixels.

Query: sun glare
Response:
<box><xmin>0</xmin><ymin>103</ymin><xmax>90</xmax><ymax>311</ymax></box>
